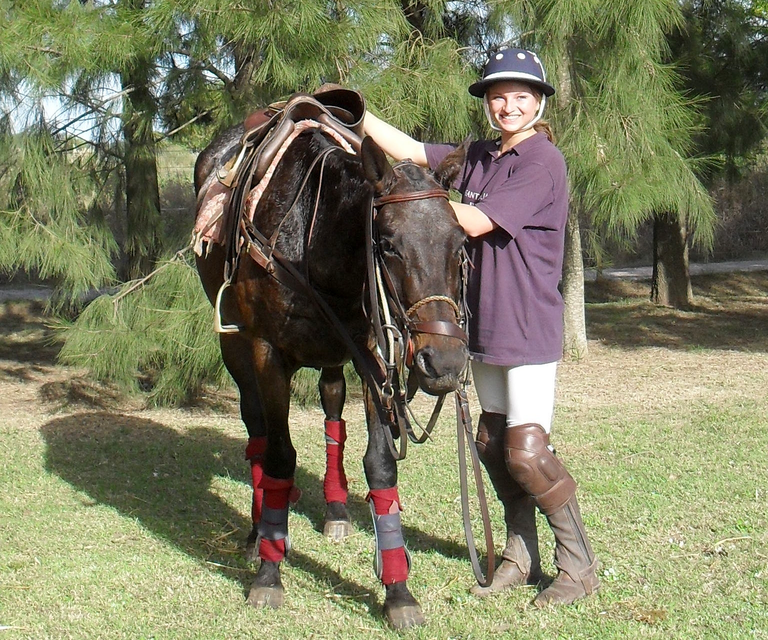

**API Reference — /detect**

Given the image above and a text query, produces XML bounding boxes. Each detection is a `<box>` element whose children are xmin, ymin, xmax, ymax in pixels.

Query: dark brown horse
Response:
<box><xmin>194</xmin><ymin>120</ymin><xmax>467</xmax><ymax>629</ymax></box>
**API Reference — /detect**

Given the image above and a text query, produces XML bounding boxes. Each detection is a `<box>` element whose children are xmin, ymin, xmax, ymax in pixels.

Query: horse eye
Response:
<box><xmin>378</xmin><ymin>238</ymin><xmax>401</xmax><ymax>259</ymax></box>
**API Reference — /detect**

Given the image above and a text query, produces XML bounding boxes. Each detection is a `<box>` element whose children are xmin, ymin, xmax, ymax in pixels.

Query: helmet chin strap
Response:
<box><xmin>483</xmin><ymin>95</ymin><xmax>547</xmax><ymax>133</ymax></box>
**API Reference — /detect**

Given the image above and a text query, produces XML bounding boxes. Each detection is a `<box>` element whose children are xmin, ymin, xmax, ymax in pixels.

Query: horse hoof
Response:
<box><xmin>247</xmin><ymin>585</ymin><xmax>284</xmax><ymax>609</ymax></box>
<box><xmin>323</xmin><ymin>519</ymin><xmax>353</xmax><ymax>541</ymax></box>
<box><xmin>384</xmin><ymin>603</ymin><xmax>425</xmax><ymax>630</ymax></box>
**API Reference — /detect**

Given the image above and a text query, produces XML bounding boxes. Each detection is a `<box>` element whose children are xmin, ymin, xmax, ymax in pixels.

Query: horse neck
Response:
<box><xmin>270</xmin><ymin>133</ymin><xmax>370</xmax><ymax>296</ymax></box>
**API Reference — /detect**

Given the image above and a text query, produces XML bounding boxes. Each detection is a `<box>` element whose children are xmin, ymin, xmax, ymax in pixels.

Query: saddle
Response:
<box><xmin>204</xmin><ymin>85</ymin><xmax>366</xmax><ymax>332</ymax></box>
<box><xmin>218</xmin><ymin>84</ymin><xmax>365</xmax><ymax>189</ymax></box>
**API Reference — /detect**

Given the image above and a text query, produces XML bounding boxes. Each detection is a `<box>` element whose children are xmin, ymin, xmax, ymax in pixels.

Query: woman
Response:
<box><xmin>363</xmin><ymin>48</ymin><xmax>599</xmax><ymax>607</ymax></box>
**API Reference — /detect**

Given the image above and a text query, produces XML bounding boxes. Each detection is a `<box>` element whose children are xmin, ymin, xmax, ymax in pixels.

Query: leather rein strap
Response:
<box><xmin>456</xmin><ymin>387</ymin><xmax>495</xmax><ymax>588</ymax></box>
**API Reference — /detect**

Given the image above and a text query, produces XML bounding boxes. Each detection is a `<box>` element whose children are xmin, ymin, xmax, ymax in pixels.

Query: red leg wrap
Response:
<box><xmin>245</xmin><ymin>437</ymin><xmax>267</xmax><ymax>524</ymax></box>
<box><xmin>257</xmin><ymin>475</ymin><xmax>300</xmax><ymax>563</ymax></box>
<box><xmin>367</xmin><ymin>487</ymin><xmax>409</xmax><ymax>584</ymax></box>
<box><xmin>258</xmin><ymin>538</ymin><xmax>286</xmax><ymax>563</ymax></box>
<box><xmin>324</xmin><ymin>419</ymin><xmax>348</xmax><ymax>504</ymax></box>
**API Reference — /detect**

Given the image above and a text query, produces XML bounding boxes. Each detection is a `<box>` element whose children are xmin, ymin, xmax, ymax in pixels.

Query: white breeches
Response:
<box><xmin>470</xmin><ymin>360</ymin><xmax>558</xmax><ymax>433</ymax></box>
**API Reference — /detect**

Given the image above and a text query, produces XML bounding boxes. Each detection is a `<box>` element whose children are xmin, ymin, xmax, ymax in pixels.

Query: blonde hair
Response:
<box><xmin>534</xmin><ymin>120</ymin><xmax>555</xmax><ymax>143</ymax></box>
<box><xmin>528</xmin><ymin>87</ymin><xmax>555</xmax><ymax>142</ymax></box>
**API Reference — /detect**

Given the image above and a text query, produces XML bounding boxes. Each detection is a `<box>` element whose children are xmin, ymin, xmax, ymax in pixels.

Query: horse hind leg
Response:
<box><xmin>319</xmin><ymin>366</ymin><xmax>353</xmax><ymax>541</ymax></box>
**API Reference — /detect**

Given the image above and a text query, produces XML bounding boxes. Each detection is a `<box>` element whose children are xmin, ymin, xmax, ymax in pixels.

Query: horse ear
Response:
<box><xmin>433</xmin><ymin>137</ymin><xmax>469</xmax><ymax>190</ymax></box>
<box><xmin>361</xmin><ymin>136</ymin><xmax>393</xmax><ymax>191</ymax></box>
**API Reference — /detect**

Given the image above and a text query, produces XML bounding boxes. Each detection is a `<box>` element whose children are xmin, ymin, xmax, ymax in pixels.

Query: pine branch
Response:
<box><xmin>174</xmin><ymin>48</ymin><xmax>234</xmax><ymax>87</ymax></box>
<box><xmin>51</xmin><ymin>87</ymin><xmax>135</xmax><ymax>137</ymax></box>
<box><xmin>157</xmin><ymin>110</ymin><xmax>212</xmax><ymax>142</ymax></box>
<box><xmin>23</xmin><ymin>45</ymin><xmax>63</xmax><ymax>57</ymax></box>
<box><xmin>110</xmin><ymin>245</ymin><xmax>194</xmax><ymax>314</ymax></box>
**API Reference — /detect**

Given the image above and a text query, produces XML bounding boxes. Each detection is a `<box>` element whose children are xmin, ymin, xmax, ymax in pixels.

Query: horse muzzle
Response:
<box><xmin>408</xmin><ymin>333</ymin><xmax>469</xmax><ymax>396</ymax></box>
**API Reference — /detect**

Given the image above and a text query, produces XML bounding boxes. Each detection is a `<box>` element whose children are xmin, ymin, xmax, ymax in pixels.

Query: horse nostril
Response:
<box><xmin>415</xmin><ymin>347</ymin><xmax>437</xmax><ymax>378</ymax></box>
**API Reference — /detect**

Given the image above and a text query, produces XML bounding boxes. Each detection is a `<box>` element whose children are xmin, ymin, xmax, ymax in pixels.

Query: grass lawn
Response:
<box><xmin>1</xmin><ymin>272</ymin><xmax>767</xmax><ymax>639</ymax></box>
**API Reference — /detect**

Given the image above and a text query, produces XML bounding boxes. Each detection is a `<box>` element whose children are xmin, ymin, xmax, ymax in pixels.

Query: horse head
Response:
<box><xmin>361</xmin><ymin>137</ymin><xmax>469</xmax><ymax>396</ymax></box>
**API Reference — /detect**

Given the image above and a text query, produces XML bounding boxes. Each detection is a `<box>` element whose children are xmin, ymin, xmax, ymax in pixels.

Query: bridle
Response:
<box><xmin>366</xmin><ymin>177</ymin><xmax>469</xmax><ymax>457</ymax></box>
<box><xmin>370</xmin><ymin>160</ymin><xmax>469</xmax><ymax>363</ymax></box>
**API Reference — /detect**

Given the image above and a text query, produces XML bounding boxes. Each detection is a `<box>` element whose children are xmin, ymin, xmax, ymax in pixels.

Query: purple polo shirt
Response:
<box><xmin>425</xmin><ymin>133</ymin><xmax>569</xmax><ymax>366</ymax></box>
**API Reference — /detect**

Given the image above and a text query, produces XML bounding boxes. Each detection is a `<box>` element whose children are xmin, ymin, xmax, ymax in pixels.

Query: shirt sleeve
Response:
<box><xmin>474</xmin><ymin>161</ymin><xmax>557</xmax><ymax>239</ymax></box>
<box><xmin>424</xmin><ymin>143</ymin><xmax>457</xmax><ymax>168</ymax></box>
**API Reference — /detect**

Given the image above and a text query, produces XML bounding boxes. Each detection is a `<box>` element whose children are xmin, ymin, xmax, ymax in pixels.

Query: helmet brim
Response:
<box><xmin>469</xmin><ymin>74</ymin><xmax>556</xmax><ymax>98</ymax></box>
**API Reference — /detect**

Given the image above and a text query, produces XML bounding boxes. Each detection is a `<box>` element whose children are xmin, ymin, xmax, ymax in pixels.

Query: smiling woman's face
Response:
<box><xmin>485</xmin><ymin>80</ymin><xmax>542</xmax><ymax>135</ymax></box>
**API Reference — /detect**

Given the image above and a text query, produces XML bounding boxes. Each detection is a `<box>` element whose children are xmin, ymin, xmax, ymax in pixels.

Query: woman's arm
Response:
<box><xmin>450</xmin><ymin>202</ymin><xmax>497</xmax><ymax>237</ymax></box>
<box><xmin>363</xmin><ymin>112</ymin><xmax>428</xmax><ymax>166</ymax></box>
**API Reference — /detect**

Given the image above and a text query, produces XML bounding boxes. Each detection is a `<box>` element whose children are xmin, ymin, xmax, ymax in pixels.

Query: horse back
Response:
<box><xmin>196</xmin><ymin>129</ymin><xmax>371</xmax><ymax>368</ymax></box>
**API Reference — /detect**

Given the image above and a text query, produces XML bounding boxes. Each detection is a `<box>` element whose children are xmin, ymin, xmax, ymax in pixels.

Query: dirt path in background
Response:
<box><xmin>584</xmin><ymin>257</ymin><xmax>768</xmax><ymax>281</ymax></box>
<box><xmin>4</xmin><ymin>257</ymin><xmax>767</xmax><ymax>300</ymax></box>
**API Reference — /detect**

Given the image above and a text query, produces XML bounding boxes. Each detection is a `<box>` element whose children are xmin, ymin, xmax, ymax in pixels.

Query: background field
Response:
<box><xmin>1</xmin><ymin>271</ymin><xmax>767</xmax><ymax>639</ymax></box>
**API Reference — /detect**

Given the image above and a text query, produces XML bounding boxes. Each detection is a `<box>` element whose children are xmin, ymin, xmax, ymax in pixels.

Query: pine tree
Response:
<box><xmin>10</xmin><ymin>0</ymin><xmax>478</xmax><ymax>404</ymax></box>
<box><xmin>2</xmin><ymin>0</ymin><xmax>721</xmax><ymax>402</ymax></box>
<box><xmin>491</xmin><ymin>0</ymin><xmax>716</xmax><ymax>333</ymax></box>
<box><xmin>670</xmin><ymin>0</ymin><xmax>768</xmax><ymax>180</ymax></box>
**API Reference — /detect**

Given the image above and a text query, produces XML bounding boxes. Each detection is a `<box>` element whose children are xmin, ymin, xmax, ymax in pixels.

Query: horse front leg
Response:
<box><xmin>318</xmin><ymin>366</ymin><xmax>352</xmax><ymax>540</ymax></box>
<box><xmin>218</xmin><ymin>333</ymin><xmax>267</xmax><ymax>563</ymax></box>
<box><xmin>362</xmin><ymin>386</ymin><xmax>425</xmax><ymax>630</ymax></box>
<box><xmin>244</xmin><ymin>339</ymin><xmax>298</xmax><ymax>610</ymax></box>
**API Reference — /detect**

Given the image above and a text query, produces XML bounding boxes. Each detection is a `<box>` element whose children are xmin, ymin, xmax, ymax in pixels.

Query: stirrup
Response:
<box><xmin>217</xmin><ymin>141</ymin><xmax>250</xmax><ymax>188</ymax></box>
<box><xmin>214</xmin><ymin>279</ymin><xmax>242</xmax><ymax>334</ymax></box>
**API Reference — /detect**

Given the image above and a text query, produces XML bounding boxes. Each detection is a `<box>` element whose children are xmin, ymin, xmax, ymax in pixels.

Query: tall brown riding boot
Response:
<box><xmin>504</xmin><ymin>423</ymin><xmax>599</xmax><ymax>607</ymax></box>
<box><xmin>470</xmin><ymin>412</ymin><xmax>543</xmax><ymax>597</ymax></box>
<box><xmin>534</xmin><ymin>496</ymin><xmax>599</xmax><ymax>607</ymax></box>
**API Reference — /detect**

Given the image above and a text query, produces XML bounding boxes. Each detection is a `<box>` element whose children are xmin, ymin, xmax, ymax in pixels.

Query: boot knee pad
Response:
<box><xmin>504</xmin><ymin>423</ymin><xmax>577</xmax><ymax>516</ymax></box>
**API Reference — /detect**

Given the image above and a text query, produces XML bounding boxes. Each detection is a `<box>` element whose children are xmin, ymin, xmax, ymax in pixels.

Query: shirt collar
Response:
<box><xmin>487</xmin><ymin>131</ymin><xmax>544</xmax><ymax>159</ymax></box>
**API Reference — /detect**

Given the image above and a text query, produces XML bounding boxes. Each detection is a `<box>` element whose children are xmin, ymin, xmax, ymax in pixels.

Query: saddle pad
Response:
<box><xmin>193</xmin><ymin>120</ymin><xmax>355</xmax><ymax>257</ymax></box>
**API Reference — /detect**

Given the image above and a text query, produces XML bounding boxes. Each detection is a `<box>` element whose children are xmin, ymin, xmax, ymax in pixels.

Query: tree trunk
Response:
<box><xmin>562</xmin><ymin>209</ymin><xmax>588</xmax><ymax>359</ymax></box>
<box><xmin>121</xmin><ymin>49</ymin><xmax>162</xmax><ymax>279</ymax></box>
<box><xmin>651</xmin><ymin>211</ymin><xmax>692</xmax><ymax>309</ymax></box>
<box><xmin>556</xmin><ymin>44</ymin><xmax>587</xmax><ymax>358</ymax></box>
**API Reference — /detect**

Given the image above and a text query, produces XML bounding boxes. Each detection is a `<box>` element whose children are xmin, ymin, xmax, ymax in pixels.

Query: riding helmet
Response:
<box><xmin>469</xmin><ymin>48</ymin><xmax>555</xmax><ymax>98</ymax></box>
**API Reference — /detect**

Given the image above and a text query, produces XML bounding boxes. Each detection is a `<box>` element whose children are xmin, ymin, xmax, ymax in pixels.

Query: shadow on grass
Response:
<box><xmin>40</xmin><ymin>411</ymin><xmax>469</xmax><ymax>620</ymax></box>
<box><xmin>292</xmin><ymin>464</ymin><xmax>469</xmax><ymax>561</ymax></box>
<box><xmin>584</xmin><ymin>272</ymin><xmax>768</xmax><ymax>352</ymax></box>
